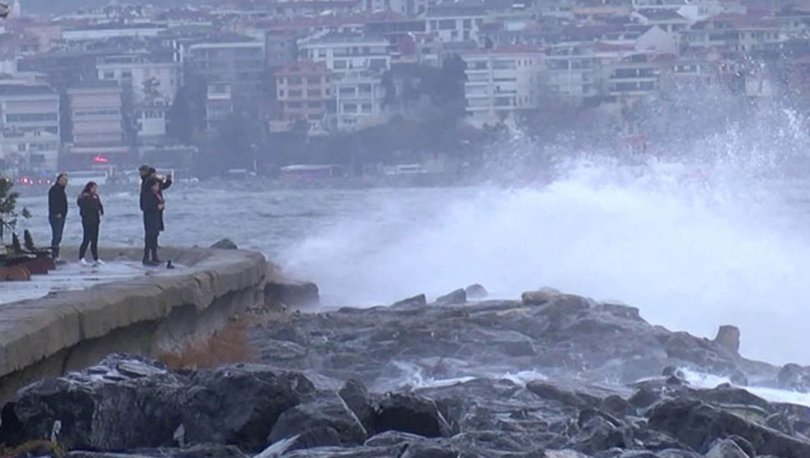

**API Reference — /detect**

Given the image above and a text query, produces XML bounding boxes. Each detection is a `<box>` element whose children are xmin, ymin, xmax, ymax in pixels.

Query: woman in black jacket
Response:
<box><xmin>142</xmin><ymin>177</ymin><xmax>165</xmax><ymax>265</ymax></box>
<box><xmin>77</xmin><ymin>181</ymin><xmax>104</xmax><ymax>265</ymax></box>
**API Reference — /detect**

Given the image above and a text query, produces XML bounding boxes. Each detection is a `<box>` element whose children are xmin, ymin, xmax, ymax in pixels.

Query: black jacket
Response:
<box><xmin>48</xmin><ymin>184</ymin><xmax>68</xmax><ymax>218</ymax></box>
<box><xmin>142</xmin><ymin>190</ymin><xmax>164</xmax><ymax>234</ymax></box>
<box><xmin>77</xmin><ymin>192</ymin><xmax>104</xmax><ymax>224</ymax></box>
<box><xmin>139</xmin><ymin>174</ymin><xmax>171</xmax><ymax>212</ymax></box>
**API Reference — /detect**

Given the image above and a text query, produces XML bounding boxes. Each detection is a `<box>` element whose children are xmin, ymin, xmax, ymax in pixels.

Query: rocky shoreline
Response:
<box><xmin>3</xmin><ymin>287</ymin><xmax>810</xmax><ymax>457</ymax></box>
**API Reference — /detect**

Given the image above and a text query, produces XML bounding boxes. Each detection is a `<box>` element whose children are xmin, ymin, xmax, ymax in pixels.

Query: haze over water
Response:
<box><xmin>16</xmin><ymin>97</ymin><xmax>810</xmax><ymax>366</ymax></box>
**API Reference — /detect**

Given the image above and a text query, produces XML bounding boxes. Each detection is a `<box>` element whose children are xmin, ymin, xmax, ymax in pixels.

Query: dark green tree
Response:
<box><xmin>0</xmin><ymin>177</ymin><xmax>30</xmax><ymax>240</ymax></box>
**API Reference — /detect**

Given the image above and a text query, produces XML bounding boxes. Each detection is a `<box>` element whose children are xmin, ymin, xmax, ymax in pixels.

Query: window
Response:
<box><xmin>278</xmin><ymin>90</ymin><xmax>285</xmax><ymax>98</ymax></box>
<box><xmin>472</xmin><ymin>61</ymin><xmax>487</xmax><ymax>70</ymax></box>
<box><xmin>439</xmin><ymin>20</ymin><xmax>456</xmax><ymax>30</ymax></box>
<box><xmin>318</xmin><ymin>49</ymin><xmax>327</xmax><ymax>57</ymax></box>
<box><xmin>289</xmin><ymin>89</ymin><xmax>302</xmax><ymax>98</ymax></box>
<box><xmin>344</xmin><ymin>103</ymin><xmax>358</xmax><ymax>113</ymax></box>
<box><xmin>6</xmin><ymin>113</ymin><xmax>58</xmax><ymax>122</ymax></box>
<box><xmin>359</xmin><ymin>84</ymin><xmax>372</xmax><ymax>94</ymax></box>
<box><xmin>463</xmin><ymin>19</ymin><xmax>472</xmax><ymax>29</ymax></box>
<box><xmin>361</xmin><ymin>103</ymin><xmax>372</xmax><ymax>113</ymax></box>
<box><xmin>307</xmin><ymin>77</ymin><xmax>321</xmax><ymax>84</ymax></box>
<box><xmin>339</xmin><ymin>87</ymin><xmax>356</xmax><ymax>96</ymax></box>
<box><xmin>493</xmin><ymin>60</ymin><xmax>516</xmax><ymax>70</ymax></box>
<box><xmin>102</xmin><ymin>71</ymin><xmax>114</xmax><ymax>79</ymax></box>
<box><xmin>334</xmin><ymin>60</ymin><xmax>347</xmax><ymax>69</ymax></box>
<box><xmin>308</xmin><ymin>101</ymin><xmax>322</xmax><ymax>108</ymax></box>
<box><xmin>288</xmin><ymin>101</ymin><xmax>303</xmax><ymax>108</ymax></box>
<box><xmin>122</xmin><ymin>70</ymin><xmax>133</xmax><ymax>79</ymax></box>
<box><xmin>370</xmin><ymin>58</ymin><xmax>388</xmax><ymax>69</ymax></box>
<box><xmin>308</xmin><ymin>89</ymin><xmax>321</xmax><ymax>97</ymax></box>
<box><xmin>288</xmin><ymin>76</ymin><xmax>302</xmax><ymax>85</ymax></box>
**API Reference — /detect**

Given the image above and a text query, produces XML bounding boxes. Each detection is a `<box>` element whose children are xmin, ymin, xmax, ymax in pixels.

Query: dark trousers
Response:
<box><xmin>49</xmin><ymin>216</ymin><xmax>65</xmax><ymax>258</ymax></box>
<box><xmin>144</xmin><ymin>231</ymin><xmax>160</xmax><ymax>262</ymax></box>
<box><xmin>79</xmin><ymin>221</ymin><xmax>99</xmax><ymax>261</ymax></box>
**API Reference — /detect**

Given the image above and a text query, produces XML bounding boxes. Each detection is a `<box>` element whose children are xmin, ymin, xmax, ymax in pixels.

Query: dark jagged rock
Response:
<box><xmin>338</xmin><ymin>379</ymin><xmax>375</xmax><ymax>432</ymax></box>
<box><xmin>68</xmin><ymin>445</ymin><xmax>248</xmax><ymax>458</ymax></box>
<box><xmin>267</xmin><ymin>392</ymin><xmax>367</xmax><ymax>446</ymax></box>
<box><xmin>179</xmin><ymin>365</ymin><xmax>315</xmax><ymax>452</ymax></box>
<box><xmin>391</xmin><ymin>294</ymin><xmax>427</xmax><ymax>308</ymax></box>
<box><xmin>777</xmin><ymin>363</ymin><xmax>810</xmax><ymax>392</ymax></box>
<box><xmin>464</xmin><ymin>284</ymin><xmax>488</xmax><ymax>299</ymax></box>
<box><xmin>648</xmin><ymin>398</ymin><xmax>810</xmax><ymax>457</ymax></box>
<box><xmin>210</xmin><ymin>238</ymin><xmax>238</xmax><ymax>250</ymax></box>
<box><xmin>435</xmin><ymin>288</ymin><xmax>466</xmax><ymax>305</ymax></box>
<box><xmin>527</xmin><ymin>381</ymin><xmax>599</xmax><ymax>409</ymax></box>
<box><xmin>257</xmin><ymin>427</ymin><xmax>342</xmax><ymax>456</ymax></box>
<box><xmin>714</xmin><ymin>325</ymin><xmax>741</xmax><ymax>355</ymax></box>
<box><xmin>374</xmin><ymin>393</ymin><xmax>454</xmax><ymax>438</ymax></box>
<box><xmin>264</xmin><ymin>280</ymin><xmax>319</xmax><ymax>307</ymax></box>
<box><xmin>4</xmin><ymin>355</ymin><xmax>314</xmax><ymax>454</ymax></box>
<box><xmin>7</xmin><ymin>291</ymin><xmax>810</xmax><ymax>458</ymax></box>
<box><xmin>703</xmin><ymin>438</ymin><xmax>750</xmax><ymax>458</ymax></box>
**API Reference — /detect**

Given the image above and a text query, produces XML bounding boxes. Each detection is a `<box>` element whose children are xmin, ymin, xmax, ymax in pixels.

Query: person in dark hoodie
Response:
<box><xmin>77</xmin><ymin>181</ymin><xmax>104</xmax><ymax>265</ymax></box>
<box><xmin>141</xmin><ymin>177</ymin><xmax>165</xmax><ymax>265</ymax></box>
<box><xmin>47</xmin><ymin>173</ymin><xmax>68</xmax><ymax>262</ymax></box>
<box><xmin>138</xmin><ymin>164</ymin><xmax>171</xmax><ymax>212</ymax></box>
<box><xmin>139</xmin><ymin>165</ymin><xmax>171</xmax><ymax>247</ymax></box>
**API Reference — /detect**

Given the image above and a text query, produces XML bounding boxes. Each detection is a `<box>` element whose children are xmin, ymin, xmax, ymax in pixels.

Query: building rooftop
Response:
<box><xmin>301</xmin><ymin>32</ymin><xmax>389</xmax><ymax>45</ymax></box>
<box><xmin>426</xmin><ymin>2</ymin><xmax>488</xmax><ymax>18</ymax></box>
<box><xmin>635</xmin><ymin>9</ymin><xmax>688</xmax><ymax>22</ymax></box>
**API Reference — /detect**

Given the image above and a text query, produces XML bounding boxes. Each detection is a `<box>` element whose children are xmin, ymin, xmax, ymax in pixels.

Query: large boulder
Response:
<box><xmin>373</xmin><ymin>393</ymin><xmax>454</xmax><ymax>438</ymax></box>
<box><xmin>647</xmin><ymin>398</ymin><xmax>810</xmax><ymax>457</ymax></box>
<box><xmin>3</xmin><ymin>356</ymin><xmax>315</xmax><ymax>454</ymax></box>
<box><xmin>703</xmin><ymin>438</ymin><xmax>751</xmax><ymax>458</ymax></box>
<box><xmin>338</xmin><ymin>379</ymin><xmax>375</xmax><ymax>431</ymax></box>
<box><xmin>9</xmin><ymin>355</ymin><xmax>184</xmax><ymax>451</ymax></box>
<box><xmin>435</xmin><ymin>289</ymin><xmax>466</xmax><ymax>306</ymax></box>
<box><xmin>179</xmin><ymin>364</ymin><xmax>315</xmax><ymax>452</ymax></box>
<box><xmin>210</xmin><ymin>239</ymin><xmax>238</xmax><ymax>250</ymax></box>
<box><xmin>464</xmin><ymin>284</ymin><xmax>488</xmax><ymax>299</ymax></box>
<box><xmin>264</xmin><ymin>280</ymin><xmax>319</xmax><ymax>307</ymax></box>
<box><xmin>267</xmin><ymin>392</ymin><xmax>367</xmax><ymax>446</ymax></box>
<box><xmin>391</xmin><ymin>294</ymin><xmax>427</xmax><ymax>308</ymax></box>
<box><xmin>257</xmin><ymin>427</ymin><xmax>343</xmax><ymax>457</ymax></box>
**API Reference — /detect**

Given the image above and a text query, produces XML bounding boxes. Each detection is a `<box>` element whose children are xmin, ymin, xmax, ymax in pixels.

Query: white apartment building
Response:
<box><xmin>300</xmin><ymin>33</ymin><xmax>391</xmax><ymax>74</ymax></box>
<box><xmin>462</xmin><ymin>48</ymin><xmax>544</xmax><ymax>127</ymax></box>
<box><xmin>334</xmin><ymin>71</ymin><xmax>385</xmax><ymax>131</ymax></box>
<box><xmin>97</xmin><ymin>53</ymin><xmax>181</xmax><ymax>104</ymax></box>
<box><xmin>544</xmin><ymin>43</ymin><xmax>603</xmax><ymax>101</ymax></box>
<box><xmin>0</xmin><ymin>85</ymin><xmax>60</xmax><ymax>172</ymax></box>
<box><xmin>425</xmin><ymin>4</ymin><xmax>486</xmax><ymax>43</ymax></box>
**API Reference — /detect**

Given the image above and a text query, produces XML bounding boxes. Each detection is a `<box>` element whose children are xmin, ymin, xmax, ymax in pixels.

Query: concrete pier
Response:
<box><xmin>0</xmin><ymin>246</ymin><xmax>268</xmax><ymax>401</ymax></box>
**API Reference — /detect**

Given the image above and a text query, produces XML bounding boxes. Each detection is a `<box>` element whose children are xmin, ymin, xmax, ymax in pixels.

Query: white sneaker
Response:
<box><xmin>94</xmin><ymin>259</ymin><xmax>105</xmax><ymax>266</ymax></box>
<box><xmin>79</xmin><ymin>258</ymin><xmax>89</xmax><ymax>265</ymax></box>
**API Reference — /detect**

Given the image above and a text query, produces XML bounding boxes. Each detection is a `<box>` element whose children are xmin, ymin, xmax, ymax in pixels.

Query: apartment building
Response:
<box><xmin>66</xmin><ymin>82</ymin><xmax>128</xmax><ymax>163</ymax></box>
<box><xmin>275</xmin><ymin>61</ymin><xmax>333</xmax><ymax>125</ymax></box>
<box><xmin>462</xmin><ymin>47</ymin><xmax>544</xmax><ymax>127</ymax></box>
<box><xmin>334</xmin><ymin>70</ymin><xmax>384</xmax><ymax>131</ymax></box>
<box><xmin>425</xmin><ymin>3</ymin><xmax>487</xmax><ymax>44</ymax></box>
<box><xmin>96</xmin><ymin>52</ymin><xmax>181</xmax><ymax>104</ymax></box>
<box><xmin>0</xmin><ymin>84</ymin><xmax>60</xmax><ymax>172</ymax></box>
<box><xmin>299</xmin><ymin>33</ymin><xmax>391</xmax><ymax>74</ymax></box>
<box><xmin>186</xmin><ymin>39</ymin><xmax>266</xmax><ymax>103</ymax></box>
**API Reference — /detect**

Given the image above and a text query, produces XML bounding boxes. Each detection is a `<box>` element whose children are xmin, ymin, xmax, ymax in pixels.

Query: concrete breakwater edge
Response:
<box><xmin>0</xmin><ymin>242</ymin><xmax>317</xmax><ymax>402</ymax></box>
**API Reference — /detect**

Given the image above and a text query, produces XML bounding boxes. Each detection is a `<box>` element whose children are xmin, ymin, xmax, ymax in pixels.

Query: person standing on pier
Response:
<box><xmin>47</xmin><ymin>173</ymin><xmax>68</xmax><ymax>263</ymax></box>
<box><xmin>77</xmin><ymin>181</ymin><xmax>104</xmax><ymax>266</ymax></box>
<box><xmin>141</xmin><ymin>177</ymin><xmax>164</xmax><ymax>266</ymax></box>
